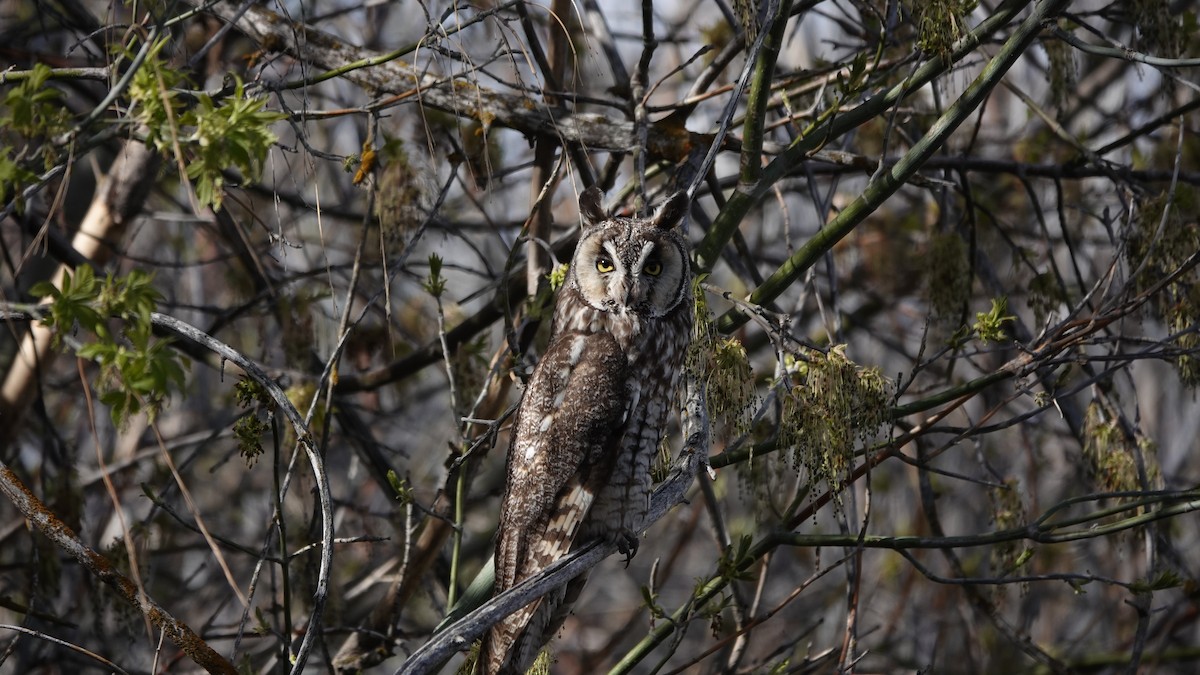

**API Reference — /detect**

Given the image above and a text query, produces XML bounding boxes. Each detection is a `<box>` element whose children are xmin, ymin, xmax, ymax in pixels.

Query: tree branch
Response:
<box><xmin>715</xmin><ymin>0</ymin><xmax>1072</xmax><ymax>332</ymax></box>
<box><xmin>0</xmin><ymin>461</ymin><xmax>238</xmax><ymax>675</ymax></box>
<box><xmin>395</xmin><ymin>376</ymin><xmax>710</xmax><ymax>675</ymax></box>
<box><xmin>190</xmin><ymin>0</ymin><xmax>652</xmax><ymax>152</ymax></box>
<box><xmin>149</xmin><ymin>313</ymin><xmax>334</xmax><ymax>674</ymax></box>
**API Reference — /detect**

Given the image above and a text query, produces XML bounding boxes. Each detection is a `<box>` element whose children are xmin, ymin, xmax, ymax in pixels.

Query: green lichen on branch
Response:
<box><xmin>1125</xmin><ymin>186</ymin><xmax>1200</xmax><ymax>386</ymax></box>
<box><xmin>688</xmin><ymin>282</ymin><xmax>757</xmax><ymax>443</ymax></box>
<box><xmin>1132</xmin><ymin>0</ymin><xmax>1187</xmax><ymax>58</ymax></box>
<box><xmin>779</xmin><ymin>345</ymin><xmax>891</xmax><ymax>511</ymax></box>
<box><xmin>374</xmin><ymin>137</ymin><xmax>433</xmax><ymax>244</ymax></box>
<box><xmin>1082</xmin><ymin>402</ymin><xmax>1138</xmax><ymax>495</ymax></box>
<box><xmin>1082</xmin><ymin>401</ymin><xmax>1160</xmax><ymax>496</ymax></box>
<box><xmin>928</xmin><ymin>232</ymin><xmax>970</xmax><ymax>322</ymax></box>
<box><xmin>1027</xmin><ymin>271</ymin><xmax>1067</xmax><ymax>326</ymax></box>
<box><xmin>904</xmin><ymin>0</ymin><xmax>978</xmax><ymax>62</ymax></box>
<box><xmin>987</xmin><ymin>478</ymin><xmax>1030</xmax><ymax>598</ymax></box>
<box><xmin>1043</xmin><ymin>19</ymin><xmax>1077</xmax><ymax>110</ymax></box>
<box><xmin>451</xmin><ymin>335</ymin><xmax>489</xmax><ymax>418</ymax></box>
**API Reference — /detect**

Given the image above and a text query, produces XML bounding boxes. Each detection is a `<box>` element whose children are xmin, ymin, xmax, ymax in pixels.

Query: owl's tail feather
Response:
<box><xmin>482</xmin><ymin>475</ymin><xmax>598</xmax><ymax>673</ymax></box>
<box><xmin>477</xmin><ymin>596</ymin><xmax>543</xmax><ymax>675</ymax></box>
<box><xmin>481</xmin><ymin>564</ymin><xmax>592</xmax><ymax>674</ymax></box>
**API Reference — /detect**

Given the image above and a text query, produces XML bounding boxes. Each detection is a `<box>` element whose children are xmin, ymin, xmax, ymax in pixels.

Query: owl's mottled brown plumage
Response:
<box><xmin>480</xmin><ymin>187</ymin><xmax>693</xmax><ymax>675</ymax></box>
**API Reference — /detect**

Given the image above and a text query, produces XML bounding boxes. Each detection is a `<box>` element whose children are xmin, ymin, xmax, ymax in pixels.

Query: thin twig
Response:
<box><xmin>148</xmin><ymin>312</ymin><xmax>333</xmax><ymax>674</ymax></box>
<box><xmin>0</xmin><ymin>461</ymin><xmax>238</xmax><ymax>674</ymax></box>
<box><xmin>0</xmin><ymin>624</ymin><xmax>133</xmax><ymax>675</ymax></box>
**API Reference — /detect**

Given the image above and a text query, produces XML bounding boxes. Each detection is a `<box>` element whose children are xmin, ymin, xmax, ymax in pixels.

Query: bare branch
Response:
<box><xmin>0</xmin><ymin>463</ymin><xmax>238</xmax><ymax>675</ymax></box>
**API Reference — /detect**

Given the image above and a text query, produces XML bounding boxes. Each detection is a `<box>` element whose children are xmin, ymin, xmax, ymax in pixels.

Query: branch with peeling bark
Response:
<box><xmin>189</xmin><ymin>0</ymin><xmax>654</xmax><ymax>152</ymax></box>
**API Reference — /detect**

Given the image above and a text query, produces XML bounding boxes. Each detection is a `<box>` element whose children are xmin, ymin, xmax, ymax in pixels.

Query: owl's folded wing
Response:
<box><xmin>482</xmin><ymin>330</ymin><xmax>630</xmax><ymax>675</ymax></box>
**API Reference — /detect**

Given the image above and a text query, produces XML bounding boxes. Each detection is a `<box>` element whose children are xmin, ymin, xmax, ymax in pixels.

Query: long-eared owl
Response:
<box><xmin>480</xmin><ymin>187</ymin><xmax>694</xmax><ymax>675</ymax></box>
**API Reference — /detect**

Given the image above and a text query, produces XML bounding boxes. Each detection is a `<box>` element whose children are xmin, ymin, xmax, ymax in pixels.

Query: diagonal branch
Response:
<box><xmin>395</xmin><ymin>376</ymin><xmax>710</xmax><ymax>675</ymax></box>
<box><xmin>0</xmin><ymin>461</ymin><xmax>238</xmax><ymax>675</ymax></box>
<box><xmin>693</xmin><ymin>0</ymin><xmax>1044</xmax><ymax>270</ymax></box>
<box><xmin>190</xmin><ymin>0</ymin><xmax>650</xmax><ymax>152</ymax></box>
<box><xmin>715</xmin><ymin>0</ymin><xmax>1072</xmax><ymax>332</ymax></box>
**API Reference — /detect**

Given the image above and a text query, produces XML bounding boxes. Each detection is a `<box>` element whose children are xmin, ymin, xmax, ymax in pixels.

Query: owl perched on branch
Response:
<box><xmin>479</xmin><ymin>186</ymin><xmax>694</xmax><ymax>675</ymax></box>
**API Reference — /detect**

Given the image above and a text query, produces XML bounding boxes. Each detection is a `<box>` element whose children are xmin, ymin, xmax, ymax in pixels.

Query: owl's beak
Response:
<box><xmin>623</xmin><ymin>279</ymin><xmax>643</xmax><ymax>307</ymax></box>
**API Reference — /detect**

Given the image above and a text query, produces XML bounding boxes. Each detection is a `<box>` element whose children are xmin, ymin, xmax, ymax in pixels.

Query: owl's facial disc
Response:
<box><xmin>572</xmin><ymin>216</ymin><xmax>687</xmax><ymax>318</ymax></box>
<box><xmin>594</xmin><ymin>239</ymin><xmax>676</xmax><ymax>314</ymax></box>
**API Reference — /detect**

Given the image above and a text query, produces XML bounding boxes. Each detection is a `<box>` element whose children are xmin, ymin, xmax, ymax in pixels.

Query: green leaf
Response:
<box><xmin>386</xmin><ymin>470</ymin><xmax>414</xmax><ymax>505</ymax></box>
<box><xmin>639</xmin><ymin>585</ymin><xmax>665</xmax><ymax>619</ymax></box>
<box><xmin>1</xmin><ymin>63</ymin><xmax>68</xmax><ymax>138</ymax></box>
<box><xmin>1129</xmin><ymin>570</ymin><xmax>1184</xmax><ymax>593</ymax></box>
<box><xmin>127</xmin><ymin>36</ymin><xmax>186</xmax><ymax>153</ymax></box>
<box><xmin>28</xmin><ymin>280</ymin><xmax>59</xmax><ymax>301</ymax></box>
<box><xmin>0</xmin><ymin>152</ymin><xmax>38</xmax><ymax>207</ymax></box>
<box><xmin>180</xmin><ymin>77</ymin><xmax>287</xmax><ymax>210</ymax></box>
<box><xmin>33</xmin><ymin>268</ymin><xmax>189</xmax><ymax>426</ymax></box>
<box><xmin>716</xmin><ymin>534</ymin><xmax>756</xmax><ymax>581</ymax></box>
<box><xmin>32</xmin><ymin>267</ymin><xmax>104</xmax><ymax>341</ymax></box>
<box><xmin>424</xmin><ymin>254</ymin><xmax>447</xmax><ymax>297</ymax></box>
<box><xmin>974</xmin><ymin>297</ymin><xmax>1016</xmax><ymax>344</ymax></box>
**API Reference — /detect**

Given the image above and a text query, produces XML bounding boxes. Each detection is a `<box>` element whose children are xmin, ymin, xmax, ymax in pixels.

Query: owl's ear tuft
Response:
<box><xmin>651</xmin><ymin>192</ymin><xmax>689</xmax><ymax>230</ymax></box>
<box><xmin>579</xmin><ymin>186</ymin><xmax>608</xmax><ymax>226</ymax></box>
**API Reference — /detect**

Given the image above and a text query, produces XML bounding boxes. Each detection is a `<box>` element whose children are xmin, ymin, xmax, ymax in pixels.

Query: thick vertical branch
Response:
<box><xmin>521</xmin><ymin>0</ymin><xmax>571</xmax><ymax>297</ymax></box>
<box><xmin>629</xmin><ymin>0</ymin><xmax>657</xmax><ymax>207</ymax></box>
<box><xmin>737</xmin><ymin>0</ymin><xmax>790</xmax><ymax>187</ymax></box>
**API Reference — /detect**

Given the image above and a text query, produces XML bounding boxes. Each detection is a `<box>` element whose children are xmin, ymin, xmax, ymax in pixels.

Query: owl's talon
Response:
<box><xmin>617</xmin><ymin>531</ymin><xmax>639</xmax><ymax>566</ymax></box>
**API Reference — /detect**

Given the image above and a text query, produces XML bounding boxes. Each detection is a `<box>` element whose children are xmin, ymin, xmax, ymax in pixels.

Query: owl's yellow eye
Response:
<box><xmin>643</xmin><ymin>260</ymin><xmax>663</xmax><ymax>276</ymax></box>
<box><xmin>596</xmin><ymin>256</ymin><xmax>615</xmax><ymax>273</ymax></box>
